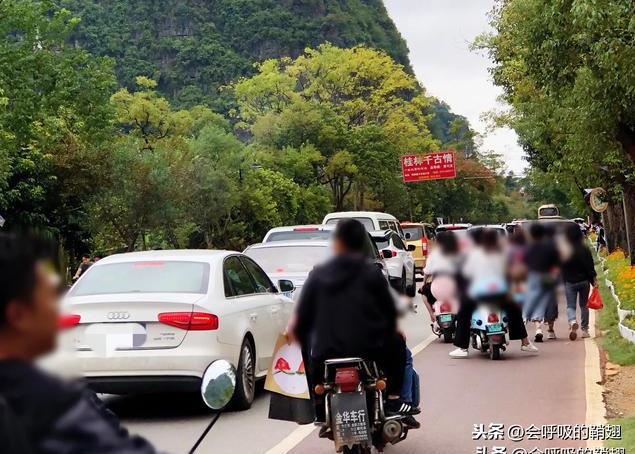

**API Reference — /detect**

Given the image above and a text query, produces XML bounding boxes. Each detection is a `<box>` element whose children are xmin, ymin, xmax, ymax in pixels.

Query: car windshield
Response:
<box><xmin>325</xmin><ymin>217</ymin><xmax>374</xmax><ymax>231</ymax></box>
<box><xmin>245</xmin><ymin>246</ymin><xmax>330</xmax><ymax>273</ymax></box>
<box><xmin>402</xmin><ymin>226</ymin><xmax>423</xmax><ymax>241</ymax></box>
<box><xmin>71</xmin><ymin>261</ymin><xmax>210</xmax><ymax>296</ymax></box>
<box><xmin>267</xmin><ymin>230</ymin><xmax>331</xmax><ymax>242</ymax></box>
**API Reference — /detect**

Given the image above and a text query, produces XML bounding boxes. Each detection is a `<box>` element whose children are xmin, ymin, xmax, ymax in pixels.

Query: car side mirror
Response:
<box><xmin>407</xmin><ymin>244</ymin><xmax>416</xmax><ymax>252</ymax></box>
<box><xmin>381</xmin><ymin>249</ymin><xmax>393</xmax><ymax>260</ymax></box>
<box><xmin>278</xmin><ymin>279</ymin><xmax>295</xmax><ymax>293</ymax></box>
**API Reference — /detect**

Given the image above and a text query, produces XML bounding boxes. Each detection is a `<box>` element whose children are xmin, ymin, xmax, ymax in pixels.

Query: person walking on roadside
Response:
<box><xmin>560</xmin><ymin>223</ymin><xmax>597</xmax><ymax>340</ymax></box>
<box><xmin>595</xmin><ymin>222</ymin><xmax>607</xmax><ymax>253</ymax></box>
<box><xmin>72</xmin><ymin>254</ymin><xmax>93</xmax><ymax>281</ymax></box>
<box><xmin>523</xmin><ymin>223</ymin><xmax>560</xmax><ymax>342</ymax></box>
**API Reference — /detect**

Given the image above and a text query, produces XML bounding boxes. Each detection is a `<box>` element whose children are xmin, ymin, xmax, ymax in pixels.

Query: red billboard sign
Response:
<box><xmin>401</xmin><ymin>151</ymin><xmax>457</xmax><ymax>182</ymax></box>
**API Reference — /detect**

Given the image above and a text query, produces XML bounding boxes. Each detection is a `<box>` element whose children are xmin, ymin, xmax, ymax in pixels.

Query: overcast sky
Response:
<box><xmin>384</xmin><ymin>0</ymin><xmax>526</xmax><ymax>174</ymax></box>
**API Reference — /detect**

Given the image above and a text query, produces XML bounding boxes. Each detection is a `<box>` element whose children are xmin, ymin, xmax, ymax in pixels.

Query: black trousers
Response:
<box><xmin>454</xmin><ymin>295</ymin><xmax>528</xmax><ymax>349</ymax></box>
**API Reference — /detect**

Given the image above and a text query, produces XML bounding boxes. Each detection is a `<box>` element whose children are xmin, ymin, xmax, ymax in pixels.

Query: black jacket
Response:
<box><xmin>293</xmin><ymin>254</ymin><xmax>397</xmax><ymax>360</ymax></box>
<box><xmin>561</xmin><ymin>245</ymin><xmax>596</xmax><ymax>284</ymax></box>
<box><xmin>0</xmin><ymin>360</ymin><xmax>159</xmax><ymax>454</ymax></box>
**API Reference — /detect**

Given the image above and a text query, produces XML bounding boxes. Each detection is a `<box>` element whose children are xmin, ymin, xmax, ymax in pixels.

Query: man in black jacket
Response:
<box><xmin>292</xmin><ymin>219</ymin><xmax>417</xmax><ymax>417</ymax></box>
<box><xmin>0</xmin><ymin>233</ymin><xmax>160</xmax><ymax>454</ymax></box>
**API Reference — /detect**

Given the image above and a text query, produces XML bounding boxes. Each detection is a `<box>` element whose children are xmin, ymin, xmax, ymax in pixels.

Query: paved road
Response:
<box><xmin>106</xmin><ymin>292</ymin><xmax>433</xmax><ymax>454</ymax></box>
<box><xmin>290</xmin><ymin>297</ymin><xmax>589</xmax><ymax>453</ymax></box>
<box><xmin>107</xmin><ymin>293</ymin><xmax>593</xmax><ymax>454</ymax></box>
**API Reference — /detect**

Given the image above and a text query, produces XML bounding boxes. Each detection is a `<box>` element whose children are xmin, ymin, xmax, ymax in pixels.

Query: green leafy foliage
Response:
<box><xmin>479</xmin><ymin>0</ymin><xmax>635</xmax><ymax>259</ymax></box>
<box><xmin>60</xmin><ymin>0</ymin><xmax>411</xmax><ymax>110</ymax></box>
<box><xmin>0</xmin><ymin>0</ymin><xmax>116</xmax><ymax>254</ymax></box>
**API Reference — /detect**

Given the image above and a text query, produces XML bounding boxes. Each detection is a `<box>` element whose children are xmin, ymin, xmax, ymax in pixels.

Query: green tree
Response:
<box><xmin>479</xmin><ymin>0</ymin><xmax>635</xmax><ymax>260</ymax></box>
<box><xmin>0</xmin><ymin>0</ymin><xmax>116</xmax><ymax>256</ymax></box>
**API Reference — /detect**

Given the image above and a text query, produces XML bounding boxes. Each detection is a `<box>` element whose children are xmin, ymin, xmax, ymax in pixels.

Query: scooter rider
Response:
<box><xmin>449</xmin><ymin>229</ymin><xmax>538</xmax><ymax>358</ymax></box>
<box><xmin>290</xmin><ymin>219</ymin><xmax>420</xmax><ymax>418</ymax></box>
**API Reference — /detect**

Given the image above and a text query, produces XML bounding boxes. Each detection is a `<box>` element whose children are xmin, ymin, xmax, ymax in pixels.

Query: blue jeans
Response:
<box><xmin>565</xmin><ymin>280</ymin><xmax>590</xmax><ymax>330</ymax></box>
<box><xmin>523</xmin><ymin>272</ymin><xmax>556</xmax><ymax>322</ymax></box>
<box><xmin>401</xmin><ymin>347</ymin><xmax>419</xmax><ymax>406</ymax></box>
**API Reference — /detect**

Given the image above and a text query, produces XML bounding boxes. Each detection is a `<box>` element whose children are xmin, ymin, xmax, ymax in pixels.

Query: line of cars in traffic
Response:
<box><xmin>57</xmin><ymin>210</ymin><xmax>426</xmax><ymax>409</ymax></box>
<box><xmin>56</xmin><ymin>210</ymin><xmax>577</xmax><ymax>409</ymax></box>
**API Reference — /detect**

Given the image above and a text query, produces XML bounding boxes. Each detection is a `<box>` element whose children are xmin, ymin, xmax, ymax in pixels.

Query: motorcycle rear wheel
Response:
<box><xmin>443</xmin><ymin>329</ymin><xmax>453</xmax><ymax>343</ymax></box>
<box><xmin>490</xmin><ymin>344</ymin><xmax>502</xmax><ymax>360</ymax></box>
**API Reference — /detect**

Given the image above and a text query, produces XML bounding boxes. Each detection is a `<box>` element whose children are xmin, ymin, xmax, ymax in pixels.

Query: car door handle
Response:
<box><xmin>248</xmin><ymin>312</ymin><xmax>258</xmax><ymax>322</ymax></box>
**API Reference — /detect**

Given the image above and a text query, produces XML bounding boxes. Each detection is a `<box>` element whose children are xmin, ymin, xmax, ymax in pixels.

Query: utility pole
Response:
<box><xmin>623</xmin><ymin>192</ymin><xmax>632</xmax><ymax>262</ymax></box>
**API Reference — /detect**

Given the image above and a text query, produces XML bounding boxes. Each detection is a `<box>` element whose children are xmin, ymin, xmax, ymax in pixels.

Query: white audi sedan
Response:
<box><xmin>61</xmin><ymin>250</ymin><xmax>293</xmax><ymax>409</ymax></box>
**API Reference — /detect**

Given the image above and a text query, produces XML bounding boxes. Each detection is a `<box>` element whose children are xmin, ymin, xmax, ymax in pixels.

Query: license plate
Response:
<box><xmin>439</xmin><ymin>314</ymin><xmax>453</xmax><ymax>323</ymax></box>
<box><xmin>330</xmin><ymin>392</ymin><xmax>371</xmax><ymax>450</ymax></box>
<box><xmin>487</xmin><ymin>323</ymin><xmax>503</xmax><ymax>333</ymax></box>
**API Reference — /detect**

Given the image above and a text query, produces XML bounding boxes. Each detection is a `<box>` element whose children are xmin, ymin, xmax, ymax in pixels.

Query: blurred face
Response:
<box><xmin>333</xmin><ymin>237</ymin><xmax>347</xmax><ymax>255</ymax></box>
<box><xmin>6</xmin><ymin>262</ymin><xmax>60</xmax><ymax>359</ymax></box>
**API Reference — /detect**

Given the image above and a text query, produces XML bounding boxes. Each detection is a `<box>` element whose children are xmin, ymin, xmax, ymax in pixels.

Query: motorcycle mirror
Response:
<box><xmin>200</xmin><ymin>360</ymin><xmax>236</xmax><ymax>410</ymax></box>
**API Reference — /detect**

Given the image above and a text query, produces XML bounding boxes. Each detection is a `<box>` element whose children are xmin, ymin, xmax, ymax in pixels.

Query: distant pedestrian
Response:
<box><xmin>560</xmin><ymin>224</ymin><xmax>597</xmax><ymax>340</ymax></box>
<box><xmin>523</xmin><ymin>223</ymin><xmax>560</xmax><ymax>342</ymax></box>
<box><xmin>508</xmin><ymin>228</ymin><xmax>528</xmax><ymax>304</ymax></box>
<box><xmin>72</xmin><ymin>255</ymin><xmax>93</xmax><ymax>281</ymax></box>
<box><xmin>595</xmin><ymin>222</ymin><xmax>606</xmax><ymax>253</ymax></box>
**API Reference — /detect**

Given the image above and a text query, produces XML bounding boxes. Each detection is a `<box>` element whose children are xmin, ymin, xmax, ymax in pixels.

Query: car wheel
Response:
<box><xmin>231</xmin><ymin>338</ymin><xmax>256</xmax><ymax>410</ymax></box>
<box><xmin>406</xmin><ymin>268</ymin><xmax>416</xmax><ymax>297</ymax></box>
<box><xmin>398</xmin><ymin>269</ymin><xmax>407</xmax><ymax>295</ymax></box>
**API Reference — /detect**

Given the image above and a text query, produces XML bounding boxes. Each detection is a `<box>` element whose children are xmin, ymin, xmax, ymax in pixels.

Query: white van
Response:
<box><xmin>322</xmin><ymin>211</ymin><xmax>404</xmax><ymax>237</ymax></box>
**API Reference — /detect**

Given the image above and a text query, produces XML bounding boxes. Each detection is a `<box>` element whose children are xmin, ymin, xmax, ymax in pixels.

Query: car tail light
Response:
<box><xmin>158</xmin><ymin>312</ymin><xmax>219</xmax><ymax>331</ymax></box>
<box><xmin>488</xmin><ymin>313</ymin><xmax>499</xmax><ymax>323</ymax></box>
<box><xmin>440</xmin><ymin>302</ymin><xmax>451</xmax><ymax>313</ymax></box>
<box><xmin>293</xmin><ymin>227</ymin><xmax>319</xmax><ymax>231</ymax></box>
<box><xmin>335</xmin><ymin>367</ymin><xmax>360</xmax><ymax>392</ymax></box>
<box><xmin>59</xmin><ymin>314</ymin><xmax>81</xmax><ymax>329</ymax></box>
<box><xmin>422</xmin><ymin>238</ymin><xmax>428</xmax><ymax>256</ymax></box>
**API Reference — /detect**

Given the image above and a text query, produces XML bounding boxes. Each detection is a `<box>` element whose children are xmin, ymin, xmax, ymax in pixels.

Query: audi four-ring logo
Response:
<box><xmin>107</xmin><ymin>311</ymin><xmax>130</xmax><ymax>320</ymax></box>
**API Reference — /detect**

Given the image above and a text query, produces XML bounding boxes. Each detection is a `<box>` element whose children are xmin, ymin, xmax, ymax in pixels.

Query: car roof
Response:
<box><xmin>437</xmin><ymin>223</ymin><xmax>472</xmax><ymax>229</ymax></box>
<box><xmin>97</xmin><ymin>249</ymin><xmax>234</xmax><ymax>264</ymax></box>
<box><xmin>323</xmin><ymin>211</ymin><xmax>397</xmax><ymax>219</ymax></box>
<box><xmin>468</xmin><ymin>224</ymin><xmax>506</xmax><ymax>230</ymax></box>
<box><xmin>245</xmin><ymin>240</ymin><xmax>332</xmax><ymax>250</ymax></box>
<box><xmin>400</xmin><ymin>222</ymin><xmax>432</xmax><ymax>227</ymax></box>
<box><xmin>265</xmin><ymin>224</ymin><xmax>333</xmax><ymax>233</ymax></box>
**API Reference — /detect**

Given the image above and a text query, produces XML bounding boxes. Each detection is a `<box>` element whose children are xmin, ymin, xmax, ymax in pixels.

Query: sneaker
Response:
<box><xmin>534</xmin><ymin>328</ymin><xmax>544</xmax><ymax>343</ymax></box>
<box><xmin>547</xmin><ymin>330</ymin><xmax>556</xmax><ymax>340</ymax></box>
<box><xmin>581</xmin><ymin>329</ymin><xmax>590</xmax><ymax>338</ymax></box>
<box><xmin>384</xmin><ymin>399</ymin><xmax>421</xmax><ymax>416</ymax></box>
<box><xmin>569</xmin><ymin>322</ymin><xmax>579</xmax><ymax>341</ymax></box>
<box><xmin>521</xmin><ymin>343</ymin><xmax>539</xmax><ymax>353</ymax></box>
<box><xmin>449</xmin><ymin>348</ymin><xmax>469</xmax><ymax>358</ymax></box>
<box><xmin>402</xmin><ymin>415</ymin><xmax>421</xmax><ymax>429</ymax></box>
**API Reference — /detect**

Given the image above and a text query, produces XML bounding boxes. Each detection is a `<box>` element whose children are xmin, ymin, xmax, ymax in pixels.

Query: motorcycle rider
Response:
<box><xmin>0</xmin><ymin>233</ymin><xmax>160</xmax><ymax>454</ymax></box>
<box><xmin>291</xmin><ymin>219</ymin><xmax>420</xmax><ymax>420</ymax></box>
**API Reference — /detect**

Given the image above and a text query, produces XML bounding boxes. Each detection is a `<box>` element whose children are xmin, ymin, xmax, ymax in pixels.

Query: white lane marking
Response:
<box><xmin>265</xmin><ymin>424</ymin><xmax>317</xmax><ymax>454</ymax></box>
<box><xmin>264</xmin><ymin>333</ymin><xmax>437</xmax><ymax>454</ymax></box>
<box><xmin>584</xmin><ymin>309</ymin><xmax>606</xmax><ymax>448</ymax></box>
